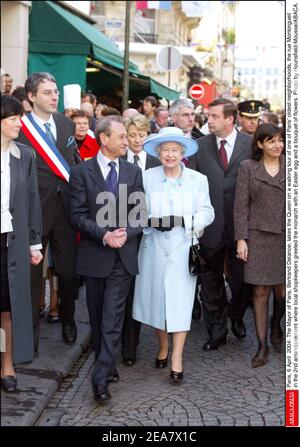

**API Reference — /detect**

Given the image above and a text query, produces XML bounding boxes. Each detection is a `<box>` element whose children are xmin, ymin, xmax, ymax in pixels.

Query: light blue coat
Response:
<box><xmin>132</xmin><ymin>164</ymin><xmax>214</xmax><ymax>332</ymax></box>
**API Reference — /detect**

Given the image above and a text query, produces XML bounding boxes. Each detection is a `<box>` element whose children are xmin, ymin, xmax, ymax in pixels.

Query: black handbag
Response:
<box><xmin>189</xmin><ymin>219</ymin><xmax>211</xmax><ymax>276</ymax></box>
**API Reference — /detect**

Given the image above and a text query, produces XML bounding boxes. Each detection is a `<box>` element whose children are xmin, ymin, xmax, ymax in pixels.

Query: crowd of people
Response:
<box><xmin>1</xmin><ymin>71</ymin><xmax>285</xmax><ymax>403</ymax></box>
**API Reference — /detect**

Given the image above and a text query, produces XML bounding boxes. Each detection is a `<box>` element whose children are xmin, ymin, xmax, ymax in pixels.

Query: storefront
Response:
<box><xmin>28</xmin><ymin>1</ymin><xmax>179</xmax><ymax>110</ymax></box>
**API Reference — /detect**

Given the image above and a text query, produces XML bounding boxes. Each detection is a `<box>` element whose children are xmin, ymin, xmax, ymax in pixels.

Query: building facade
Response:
<box><xmin>1</xmin><ymin>1</ymin><xmax>31</xmax><ymax>88</ymax></box>
<box><xmin>90</xmin><ymin>1</ymin><xmax>207</xmax><ymax>97</ymax></box>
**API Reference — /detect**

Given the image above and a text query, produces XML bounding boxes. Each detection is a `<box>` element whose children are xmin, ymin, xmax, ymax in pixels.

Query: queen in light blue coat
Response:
<box><xmin>132</xmin><ymin>127</ymin><xmax>214</xmax><ymax>383</ymax></box>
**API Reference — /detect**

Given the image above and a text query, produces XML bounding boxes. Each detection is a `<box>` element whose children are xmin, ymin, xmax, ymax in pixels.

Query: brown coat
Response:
<box><xmin>234</xmin><ymin>155</ymin><xmax>285</xmax><ymax>241</ymax></box>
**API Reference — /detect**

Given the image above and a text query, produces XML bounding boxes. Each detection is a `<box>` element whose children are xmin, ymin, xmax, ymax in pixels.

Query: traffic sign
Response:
<box><xmin>156</xmin><ymin>46</ymin><xmax>182</xmax><ymax>71</ymax></box>
<box><xmin>189</xmin><ymin>84</ymin><xmax>205</xmax><ymax>100</ymax></box>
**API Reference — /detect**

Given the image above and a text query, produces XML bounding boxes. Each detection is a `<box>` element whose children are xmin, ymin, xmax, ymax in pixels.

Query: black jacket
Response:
<box><xmin>121</xmin><ymin>151</ymin><xmax>161</xmax><ymax>170</ymax></box>
<box><xmin>17</xmin><ymin>112</ymin><xmax>78</xmax><ymax>225</ymax></box>
<box><xmin>69</xmin><ymin>157</ymin><xmax>146</xmax><ymax>277</ymax></box>
<box><xmin>188</xmin><ymin>131</ymin><xmax>252</xmax><ymax>248</ymax></box>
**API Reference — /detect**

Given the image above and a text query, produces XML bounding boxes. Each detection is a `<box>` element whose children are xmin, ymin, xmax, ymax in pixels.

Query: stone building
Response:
<box><xmin>90</xmin><ymin>1</ymin><xmax>207</xmax><ymax>97</ymax></box>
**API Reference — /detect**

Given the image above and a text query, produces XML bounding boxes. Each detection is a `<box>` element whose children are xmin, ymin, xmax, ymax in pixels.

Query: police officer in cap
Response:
<box><xmin>238</xmin><ymin>100</ymin><xmax>263</xmax><ymax>136</ymax></box>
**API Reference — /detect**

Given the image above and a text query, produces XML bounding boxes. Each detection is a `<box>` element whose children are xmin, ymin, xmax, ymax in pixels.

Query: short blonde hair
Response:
<box><xmin>123</xmin><ymin>113</ymin><xmax>150</xmax><ymax>134</ymax></box>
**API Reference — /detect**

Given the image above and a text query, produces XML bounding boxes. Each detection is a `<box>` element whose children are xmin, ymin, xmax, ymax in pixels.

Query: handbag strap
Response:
<box><xmin>191</xmin><ymin>216</ymin><xmax>200</xmax><ymax>246</ymax></box>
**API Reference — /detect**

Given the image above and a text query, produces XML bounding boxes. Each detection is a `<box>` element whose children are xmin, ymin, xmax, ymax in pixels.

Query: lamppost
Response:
<box><xmin>122</xmin><ymin>0</ymin><xmax>130</xmax><ymax>112</ymax></box>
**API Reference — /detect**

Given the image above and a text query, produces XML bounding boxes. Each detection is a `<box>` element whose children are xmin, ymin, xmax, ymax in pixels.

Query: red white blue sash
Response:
<box><xmin>21</xmin><ymin>114</ymin><xmax>70</xmax><ymax>182</ymax></box>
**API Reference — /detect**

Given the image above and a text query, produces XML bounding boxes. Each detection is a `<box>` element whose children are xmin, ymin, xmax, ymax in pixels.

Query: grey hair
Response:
<box><xmin>95</xmin><ymin>115</ymin><xmax>123</xmax><ymax>145</ymax></box>
<box><xmin>155</xmin><ymin>142</ymin><xmax>185</xmax><ymax>156</ymax></box>
<box><xmin>169</xmin><ymin>99</ymin><xmax>194</xmax><ymax>117</ymax></box>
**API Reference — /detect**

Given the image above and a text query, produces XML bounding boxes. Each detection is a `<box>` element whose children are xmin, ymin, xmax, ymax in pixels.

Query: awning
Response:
<box><xmin>29</xmin><ymin>1</ymin><xmax>179</xmax><ymax>104</ymax></box>
<box><xmin>150</xmin><ymin>79</ymin><xmax>179</xmax><ymax>101</ymax></box>
<box><xmin>29</xmin><ymin>1</ymin><xmax>140</xmax><ymax>75</ymax></box>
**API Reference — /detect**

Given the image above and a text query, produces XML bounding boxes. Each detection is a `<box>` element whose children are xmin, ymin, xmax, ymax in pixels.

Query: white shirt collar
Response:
<box><xmin>97</xmin><ymin>150</ymin><xmax>120</xmax><ymax>179</ymax></box>
<box><xmin>216</xmin><ymin>127</ymin><xmax>237</xmax><ymax>149</ymax></box>
<box><xmin>31</xmin><ymin>111</ymin><xmax>57</xmax><ymax>140</ymax></box>
<box><xmin>31</xmin><ymin>111</ymin><xmax>55</xmax><ymax>129</ymax></box>
<box><xmin>127</xmin><ymin>148</ymin><xmax>147</xmax><ymax>167</ymax></box>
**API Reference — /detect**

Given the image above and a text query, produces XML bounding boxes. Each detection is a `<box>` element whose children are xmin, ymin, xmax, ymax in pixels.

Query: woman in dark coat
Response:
<box><xmin>234</xmin><ymin>124</ymin><xmax>284</xmax><ymax>368</ymax></box>
<box><xmin>1</xmin><ymin>95</ymin><xmax>43</xmax><ymax>392</ymax></box>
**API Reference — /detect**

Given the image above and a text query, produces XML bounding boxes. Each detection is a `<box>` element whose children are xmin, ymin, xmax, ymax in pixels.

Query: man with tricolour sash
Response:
<box><xmin>17</xmin><ymin>72</ymin><xmax>79</xmax><ymax>351</ymax></box>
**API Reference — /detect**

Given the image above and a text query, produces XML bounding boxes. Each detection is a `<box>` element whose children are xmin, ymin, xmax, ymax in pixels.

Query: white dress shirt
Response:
<box><xmin>97</xmin><ymin>150</ymin><xmax>119</xmax><ymax>180</ymax></box>
<box><xmin>31</xmin><ymin>111</ymin><xmax>57</xmax><ymax>140</ymax></box>
<box><xmin>126</xmin><ymin>148</ymin><xmax>147</xmax><ymax>171</ymax></box>
<box><xmin>216</xmin><ymin>127</ymin><xmax>238</xmax><ymax>162</ymax></box>
<box><xmin>1</xmin><ymin>149</ymin><xmax>13</xmax><ymax>233</ymax></box>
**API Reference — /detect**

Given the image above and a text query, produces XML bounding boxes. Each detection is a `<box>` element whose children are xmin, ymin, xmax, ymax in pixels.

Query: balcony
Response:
<box><xmin>133</xmin><ymin>32</ymin><xmax>158</xmax><ymax>44</ymax></box>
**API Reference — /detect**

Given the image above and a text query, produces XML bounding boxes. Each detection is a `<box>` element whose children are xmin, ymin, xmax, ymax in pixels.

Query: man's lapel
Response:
<box><xmin>227</xmin><ymin>132</ymin><xmax>248</xmax><ymax>169</ymax></box>
<box><xmin>88</xmin><ymin>156</ymin><xmax>108</xmax><ymax>191</ymax></box>
<box><xmin>205</xmin><ymin>134</ymin><xmax>223</xmax><ymax>168</ymax></box>
<box><xmin>52</xmin><ymin>113</ymin><xmax>65</xmax><ymax>150</ymax></box>
<box><xmin>117</xmin><ymin>158</ymin><xmax>130</xmax><ymax>198</ymax></box>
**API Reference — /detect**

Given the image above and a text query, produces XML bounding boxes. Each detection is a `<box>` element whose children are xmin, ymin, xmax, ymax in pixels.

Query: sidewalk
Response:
<box><xmin>1</xmin><ymin>286</ymin><xmax>90</xmax><ymax>427</ymax></box>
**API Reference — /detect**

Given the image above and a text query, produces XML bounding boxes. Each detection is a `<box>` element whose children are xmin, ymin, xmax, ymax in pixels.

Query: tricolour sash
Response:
<box><xmin>21</xmin><ymin>114</ymin><xmax>70</xmax><ymax>182</ymax></box>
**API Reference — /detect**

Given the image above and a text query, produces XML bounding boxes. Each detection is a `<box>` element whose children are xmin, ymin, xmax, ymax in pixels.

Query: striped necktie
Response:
<box><xmin>219</xmin><ymin>139</ymin><xmax>228</xmax><ymax>169</ymax></box>
<box><xmin>44</xmin><ymin>122</ymin><xmax>56</xmax><ymax>146</ymax></box>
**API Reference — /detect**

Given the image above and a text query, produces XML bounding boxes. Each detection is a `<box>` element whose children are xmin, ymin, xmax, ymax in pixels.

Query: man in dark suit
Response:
<box><xmin>69</xmin><ymin>116</ymin><xmax>146</xmax><ymax>402</ymax></box>
<box><xmin>189</xmin><ymin>98</ymin><xmax>252</xmax><ymax>350</ymax></box>
<box><xmin>17</xmin><ymin>72</ymin><xmax>79</xmax><ymax>350</ymax></box>
<box><xmin>121</xmin><ymin>114</ymin><xmax>161</xmax><ymax>366</ymax></box>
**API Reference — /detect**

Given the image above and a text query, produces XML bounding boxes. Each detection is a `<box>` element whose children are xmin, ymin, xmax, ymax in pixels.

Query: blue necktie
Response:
<box><xmin>44</xmin><ymin>122</ymin><xmax>56</xmax><ymax>146</ymax></box>
<box><xmin>106</xmin><ymin>161</ymin><xmax>118</xmax><ymax>196</ymax></box>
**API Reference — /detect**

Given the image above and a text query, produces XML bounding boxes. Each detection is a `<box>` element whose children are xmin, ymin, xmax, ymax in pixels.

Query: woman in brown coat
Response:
<box><xmin>234</xmin><ymin>124</ymin><xmax>284</xmax><ymax>368</ymax></box>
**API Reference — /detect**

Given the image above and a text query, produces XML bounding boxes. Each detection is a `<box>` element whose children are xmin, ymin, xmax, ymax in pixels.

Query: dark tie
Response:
<box><xmin>133</xmin><ymin>155</ymin><xmax>139</xmax><ymax>166</ymax></box>
<box><xmin>106</xmin><ymin>161</ymin><xmax>118</xmax><ymax>195</ymax></box>
<box><xmin>219</xmin><ymin>139</ymin><xmax>228</xmax><ymax>169</ymax></box>
<box><xmin>44</xmin><ymin>122</ymin><xmax>56</xmax><ymax>146</ymax></box>
<box><xmin>181</xmin><ymin>157</ymin><xmax>189</xmax><ymax>167</ymax></box>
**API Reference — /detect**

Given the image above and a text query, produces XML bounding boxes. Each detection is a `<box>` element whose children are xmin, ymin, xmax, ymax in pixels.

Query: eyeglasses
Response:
<box><xmin>36</xmin><ymin>89</ymin><xmax>60</xmax><ymax>97</ymax></box>
<box><xmin>178</xmin><ymin>112</ymin><xmax>195</xmax><ymax>118</ymax></box>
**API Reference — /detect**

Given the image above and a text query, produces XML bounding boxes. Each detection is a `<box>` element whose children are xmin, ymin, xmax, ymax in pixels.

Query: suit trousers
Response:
<box><xmin>121</xmin><ymin>276</ymin><xmax>141</xmax><ymax>361</ymax></box>
<box><xmin>199</xmin><ymin>242</ymin><xmax>248</xmax><ymax>341</ymax></box>
<box><xmin>85</xmin><ymin>253</ymin><xmax>132</xmax><ymax>387</ymax></box>
<box><xmin>31</xmin><ymin>192</ymin><xmax>78</xmax><ymax>351</ymax></box>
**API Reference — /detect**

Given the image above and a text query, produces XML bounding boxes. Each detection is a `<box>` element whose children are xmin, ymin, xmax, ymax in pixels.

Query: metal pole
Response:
<box><xmin>122</xmin><ymin>0</ymin><xmax>130</xmax><ymax>112</ymax></box>
<box><xmin>167</xmin><ymin>46</ymin><xmax>171</xmax><ymax>87</ymax></box>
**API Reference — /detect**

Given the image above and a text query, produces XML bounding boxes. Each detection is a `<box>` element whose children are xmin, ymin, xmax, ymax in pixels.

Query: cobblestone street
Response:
<box><xmin>38</xmin><ymin>306</ymin><xmax>285</xmax><ymax>427</ymax></box>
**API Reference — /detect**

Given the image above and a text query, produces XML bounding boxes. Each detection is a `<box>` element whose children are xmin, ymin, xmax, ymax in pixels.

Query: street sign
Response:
<box><xmin>156</xmin><ymin>46</ymin><xmax>182</xmax><ymax>71</ymax></box>
<box><xmin>105</xmin><ymin>20</ymin><xmax>123</xmax><ymax>29</ymax></box>
<box><xmin>189</xmin><ymin>84</ymin><xmax>205</xmax><ymax>100</ymax></box>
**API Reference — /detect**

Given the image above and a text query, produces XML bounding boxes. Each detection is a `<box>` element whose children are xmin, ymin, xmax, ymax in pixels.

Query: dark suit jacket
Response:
<box><xmin>121</xmin><ymin>151</ymin><xmax>161</xmax><ymax>170</ymax></box>
<box><xmin>188</xmin><ymin>131</ymin><xmax>252</xmax><ymax>248</ymax></box>
<box><xmin>69</xmin><ymin>157</ymin><xmax>146</xmax><ymax>278</ymax></box>
<box><xmin>17</xmin><ymin>112</ymin><xmax>78</xmax><ymax>224</ymax></box>
<box><xmin>191</xmin><ymin>126</ymin><xmax>205</xmax><ymax>140</ymax></box>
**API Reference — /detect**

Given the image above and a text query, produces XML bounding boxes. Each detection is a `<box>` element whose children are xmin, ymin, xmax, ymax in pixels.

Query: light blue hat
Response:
<box><xmin>143</xmin><ymin>127</ymin><xmax>199</xmax><ymax>158</ymax></box>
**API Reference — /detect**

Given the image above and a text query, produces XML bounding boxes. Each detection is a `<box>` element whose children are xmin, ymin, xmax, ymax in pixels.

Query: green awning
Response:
<box><xmin>29</xmin><ymin>1</ymin><xmax>140</xmax><ymax>75</ymax></box>
<box><xmin>86</xmin><ymin>65</ymin><xmax>180</xmax><ymax>102</ymax></box>
<box><xmin>150</xmin><ymin>79</ymin><xmax>180</xmax><ymax>101</ymax></box>
<box><xmin>29</xmin><ymin>1</ymin><xmax>180</xmax><ymax>104</ymax></box>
